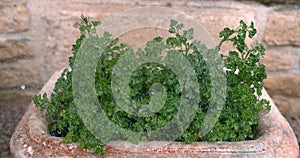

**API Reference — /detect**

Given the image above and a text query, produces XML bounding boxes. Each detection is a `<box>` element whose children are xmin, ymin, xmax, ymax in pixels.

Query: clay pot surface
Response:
<box><xmin>10</xmin><ymin>71</ymin><xmax>299</xmax><ymax>157</ymax></box>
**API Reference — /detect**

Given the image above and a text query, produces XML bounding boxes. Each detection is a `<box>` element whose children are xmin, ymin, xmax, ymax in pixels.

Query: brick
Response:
<box><xmin>0</xmin><ymin>3</ymin><xmax>30</xmax><ymax>33</ymax></box>
<box><xmin>264</xmin><ymin>74</ymin><xmax>300</xmax><ymax>97</ymax></box>
<box><xmin>0</xmin><ymin>39</ymin><xmax>32</xmax><ymax>62</ymax></box>
<box><xmin>261</xmin><ymin>49</ymin><xmax>293</xmax><ymax>72</ymax></box>
<box><xmin>264</xmin><ymin>9</ymin><xmax>300</xmax><ymax>46</ymax></box>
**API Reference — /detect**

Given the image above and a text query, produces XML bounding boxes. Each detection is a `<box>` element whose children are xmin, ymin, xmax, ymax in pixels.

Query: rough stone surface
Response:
<box><xmin>118</xmin><ymin>28</ymin><xmax>170</xmax><ymax>47</ymax></box>
<box><xmin>261</xmin><ymin>49</ymin><xmax>293</xmax><ymax>72</ymax></box>
<box><xmin>264</xmin><ymin>74</ymin><xmax>300</xmax><ymax>97</ymax></box>
<box><xmin>0</xmin><ymin>3</ymin><xmax>30</xmax><ymax>33</ymax></box>
<box><xmin>254</xmin><ymin>0</ymin><xmax>300</xmax><ymax>5</ymax></box>
<box><xmin>178</xmin><ymin>6</ymin><xmax>256</xmax><ymax>52</ymax></box>
<box><xmin>0</xmin><ymin>60</ymin><xmax>39</xmax><ymax>89</ymax></box>
<box><xmin>9</xmin><ymin>71</ymin><xmax>300</xmax><ymax>157</ymax></box>
<box><xmin>0</xmin><ymin>105</ymin><xmax>27</xmax><ymax>158</ymax></box>
<box><xmin>40</xmin><ymin>3</ymin><xmax>135</xmax><ymax>74</ymax></box>
<box><xmin>272</xmin><ymin>95</ymin><xmax>291</xmax><ymax>115</ymax></box>
<box><xmin>288</xmin><ymin>98</ymin><xmax>300</xmax><ymax>117</ymax></box>
<box><xmin>0</xmin><ymin>0</ymin><xmax>27</xmax><ymax>6</ymax></box>
<box><xmin>0</xmin><ymin>89</ymin><xmax>38</xmax><ymax>106</ymax></box>
<box><xmin>286</xmin><ymin>116</ymin><xmax>300</xmax><ymax>148</ymax></box>
<box><xmin>0</xmin><ymin>39</ymin><xmax>32</xmax><ymax>62</ymax></box>
<box><xmin>286</xmin><ymin>98</ymin><xmax>300</xmax><ymax>147</ymax></box>
<box><xmin>286</xmin><ymin>98</ymin><xmax>300</xmax><ymax>156</ymax></box>
<box><xmin>37</xmin><ymin>2</ymin><xmax>257</xmax><ymax>75</ymax></box>
<box><xmin>264</xmin><ymin>8</ymin><xmax>300</xmax><ymax>46</ymax></box>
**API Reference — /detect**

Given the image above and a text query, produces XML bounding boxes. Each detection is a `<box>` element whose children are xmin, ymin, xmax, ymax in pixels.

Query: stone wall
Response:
<box><xmin>0</xmin><ymin>0</ymin><xmax>299</xmax><ymax>156</ymax></box>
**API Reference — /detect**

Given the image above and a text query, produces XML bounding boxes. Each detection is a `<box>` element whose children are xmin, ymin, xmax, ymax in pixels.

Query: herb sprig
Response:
<box><xmin>33</xmin><ymin>16</ymin><xmax>270</xmax><ymax>155</ymax></box>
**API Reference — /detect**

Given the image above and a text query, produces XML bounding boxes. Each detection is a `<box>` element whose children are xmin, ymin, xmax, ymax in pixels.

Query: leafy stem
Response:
<box><xmin>167</xmin><ymin>19</ymin><xmax>193</xmax><ymax>56</ymax></box>
<box><xmin>218</xmin><ymin>20</ymin><xmax>257</xmax><ymax>60</ymax></box>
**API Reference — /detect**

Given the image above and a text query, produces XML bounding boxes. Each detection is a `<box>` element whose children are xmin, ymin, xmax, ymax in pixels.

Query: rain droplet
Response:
<box><xmin>21</xmin><ymin>84</ymin><xmax>26</xmax><ymax>90</ymax></box>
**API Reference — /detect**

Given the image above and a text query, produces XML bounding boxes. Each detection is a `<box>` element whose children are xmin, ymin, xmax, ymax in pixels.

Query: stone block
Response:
<box><xmin>264</xmin><ymin>9</ymin><xmax>300</xmax><ymax>46</ymax></box>
<box><xmin>0</xmin><ymin>3</ymin><xmax>30</xmax><ymax>33</ymax></box>
<box><xmin>36</xmin><ymin>1</ymin><xmax>260</xmax><ymax>76</ymax></box>
<box><xmin>254</xmin><ymin>0</ymin><xmax>300</xmax><ymax>5</ymax></box>
<box><xmin>261</xmin><ymin>49</ymin><xmax>293</xmax><ymax>72</ymax></box>
<box><xmin>0</xmin><ymin>60</ymin><xmax>39</xmax><ymax>89</ymax></box>
<box><xmin>264</xmin><ymin>74</ymin><xmax>300</xmax><ymax>97</ymax></box>
<box><xmin>0</xmin><ymin>0</ymin><xmax>27</xmax><ymax>6</ymax></box>
<box><xmin>0</xmin><ymin>90</ymin><xmax>33</xmax><ymax>106</ymax></box>
<box><xmin>0</xmin><ymin>39</ymin><xmax>32</xmax><ymax>62</ymax></box>
<box><xmin>118</xmin><ymin>28</ymin><xmax>170</xmax><ymax>47</ymax></box>
<box><xmin>0</xmin><ymin>104</ymin><xmax>28</xmax><ymax>157</ymax></box>
<box><xmin>176</xmin><ymin>6</ymin><xmax>256</xmax><ymax>53</ymax></box>
<box><xmin>272</xmin><ymin>95</ymin><xmax>290</xmax><ymax>115</ymax></box>
<box><xmin>40</xmin><ymin>3</ymin><xmax>134</xmax><ymax>73</ymax></box>
<box><xmin>287</xmin><ymin>98</ymin><xmax>300</xmax><ymax>117</ymax></box>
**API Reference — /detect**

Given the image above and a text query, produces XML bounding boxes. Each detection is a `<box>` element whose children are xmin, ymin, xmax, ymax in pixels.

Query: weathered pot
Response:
<box><xmin>10</xmin><ymin>70</ymin><xmax>299</xmax><ymax>157</ymax></box>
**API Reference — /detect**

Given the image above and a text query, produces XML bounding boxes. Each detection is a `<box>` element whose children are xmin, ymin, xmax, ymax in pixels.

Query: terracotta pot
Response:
<box><xmin>10</xmin><ymin>70</ymin><xmax>299</xmax><ymax>157</ymax></box>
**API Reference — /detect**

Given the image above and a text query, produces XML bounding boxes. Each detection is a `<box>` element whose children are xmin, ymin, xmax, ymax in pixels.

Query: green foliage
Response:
<box><xmin>33</xmin><ymin>16</ymin><xmax>270</xmax><ymax>155</ymax></box>
<box><xmin>206</xmin><ymin>20</ymin><xmax>271</xmax><ymax>141</ymax></box>
<box><xmin>33</xmin><ymin>15</ymin><xmax>107</xmax><ymax>155</ymax></box>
